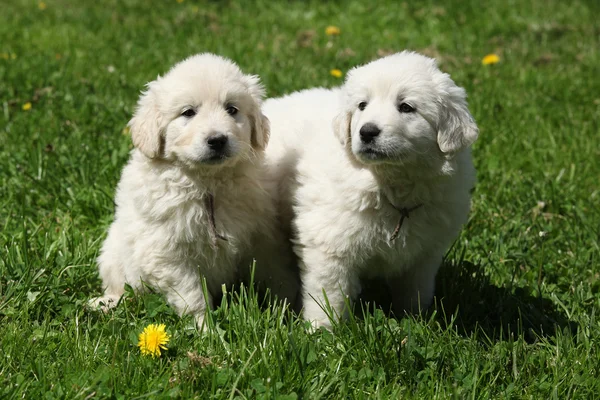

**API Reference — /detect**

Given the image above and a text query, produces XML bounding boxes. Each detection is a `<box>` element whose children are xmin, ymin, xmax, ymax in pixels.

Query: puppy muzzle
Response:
<box><xmin>203</xmin><ymin>134</ymin><xmax>231</xmax><ymax>164</ymax></box>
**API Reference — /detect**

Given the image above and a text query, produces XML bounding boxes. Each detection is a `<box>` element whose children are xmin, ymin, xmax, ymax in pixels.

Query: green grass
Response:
<box><xmin>1</xmin><ymin>0</ymin><xmax>599</xmax><ymax>398</ymax></box>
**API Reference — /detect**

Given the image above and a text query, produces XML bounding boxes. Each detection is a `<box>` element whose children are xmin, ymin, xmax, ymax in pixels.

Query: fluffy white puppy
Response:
<box><xmin>90</xmin><ymin>53</ymin><xmax>298</xmax><ymax>329</ymax></box>
<box><xmin>264</xmin><ymin>51</ymin><xmax>478</xmax><ymax>329</ymax></box>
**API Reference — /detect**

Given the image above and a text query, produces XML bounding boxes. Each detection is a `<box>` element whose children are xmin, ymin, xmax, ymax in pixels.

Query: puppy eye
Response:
<box><xmin>358</xmin><ymin>101</ymin><xmax>368</xmax><ymax>111</ymax></box>
<box><xmin>225</xmin><ymin>105</ymin><xmax>238</xmax><ymax>116</ymax></box>
<box><xmin>398</xmin><ymin>103</ymin><xmax>415</xmax><ymax>113</ymax></box>
<box><xmin>181</xmin><ymin>109</ymin><xmax>196</xmax><ymax>118</ymax></box>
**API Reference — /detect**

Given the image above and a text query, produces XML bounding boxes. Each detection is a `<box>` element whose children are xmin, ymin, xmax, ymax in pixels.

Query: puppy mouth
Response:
<box><xmin>202</xmin><ymin>152</ymin><xmax>230</xmax><ymax>165</ymax></box>
<box><xmin>356</xmin><ymin>146</ymin><xmax>389</xmax><ymax>161</ymax></box>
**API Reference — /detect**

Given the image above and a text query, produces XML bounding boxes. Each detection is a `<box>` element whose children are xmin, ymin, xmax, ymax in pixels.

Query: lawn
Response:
<box><xmin>1</xmin><ymin>0</ymin><xmax>599</xmax><ymax>398</ymax></box>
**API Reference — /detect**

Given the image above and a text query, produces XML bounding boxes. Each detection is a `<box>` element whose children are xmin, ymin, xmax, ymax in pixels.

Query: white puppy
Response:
<box><xmin>91</xmin><ymin>53</ymin><xmax>299</xmax><ymax>329</ymax></box>
<box><xmin>264</xmin><ymin>51</ymin><xmax>478</xmax><ymax>329</ymax></box>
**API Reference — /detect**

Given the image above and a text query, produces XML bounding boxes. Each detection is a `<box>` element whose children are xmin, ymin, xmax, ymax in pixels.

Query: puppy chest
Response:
<box><xmin>168</xmin><ymin>197</ymin><xmax>263</xmax><ymax>245</ymax></box>
<box><xmin>320</xmin><ymin>206</ymin><xmax>432</xmax><ymax>268</ymax></box>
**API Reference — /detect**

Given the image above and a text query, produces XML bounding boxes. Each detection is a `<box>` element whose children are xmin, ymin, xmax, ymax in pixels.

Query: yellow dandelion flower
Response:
<box><xmin>325</xmin><ymin>26</ymin><xmax>341</xmax><ymax>36</ymax></box>
<box><xmin>330</xmin><ymin>69</ymin><xmax>343</xmax><ymax>78</ymax></box>
<box><xmin>138</xmin><ymin>323</ymin><xmax>170</xmax><ymax>358</ymax></box>
<box><xmin>22</xmin><ymin>102</ymin><xmax>32</xmax><ymax>111</ymax></box>
<box><xmin>38</xmin><ymin>1</ymin><xmax>47</xmax><ymax>10</ymax></box>
<box><xmin>176</xmin><ymin>0</ymin><xmax>184</xmax><ymax>3</ymax></box>
<box><xmin>482</xmin><ymin>54</ymin><xmax>500</xmax><ymax>66</ymax></box>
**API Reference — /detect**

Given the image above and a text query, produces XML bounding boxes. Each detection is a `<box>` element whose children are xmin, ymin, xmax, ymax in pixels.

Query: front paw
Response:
<box><xmin>195</xmin><ymin>312</ymin><xmax>209</xmax><ymax>333</ymax></box>
<box><xmin>302</xmin><ymin>308</ymin><xmax>333</xmax><ymax>332</ymax></box>
<box><xmin>88</xmin><ymin>295</ymin><xmax>121</xmax><ymax>312</ymax></box>
<box><xmin>307</xmin><ymin>317</ymin><xmax>332</xmax><ymax>333</ymax></box>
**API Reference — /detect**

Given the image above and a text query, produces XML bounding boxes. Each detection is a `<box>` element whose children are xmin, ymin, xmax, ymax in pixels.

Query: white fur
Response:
<box><xmin>264</xmin><ymin>51</ymin><xmax>478</xmax><ymax>329</ymax></box>
<box><xmin>90</xmin><ymin>53</ymin><xmax>299</xmax><ymax>330</ymax></box>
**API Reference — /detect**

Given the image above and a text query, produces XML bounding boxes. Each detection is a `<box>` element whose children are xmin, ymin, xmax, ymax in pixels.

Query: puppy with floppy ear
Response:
<box><xmin>249</xmin><ymin>113</ymin><xmax>270</xmax><ymax>151</ymax></box>
<box><xmin>90</xmin><ymin>53</ymin><xmax>299</xmax><ymax>329</ymax></box>
<box><xmin>332</xmin><ymin>111</ymin><xmax>351</xmax><ymax>146</ymax></box>
<box><xmin>435</xmin><ymin>80</ymin><xmax>479</xmax><ymax>156</ymax></box>
<box><xmin>264</xmin><ymin>51</ymin><xmax>478</xmax><ymax>330</ymax></box>
<box><xmin>128</xmin><ymin>81</ymin><xmax>165</xmax><ymax>159</ymax></box>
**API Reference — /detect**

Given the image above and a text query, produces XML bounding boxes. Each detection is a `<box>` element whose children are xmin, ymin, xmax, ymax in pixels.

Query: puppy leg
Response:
<box><xmin>89</xmin><ymin>227</ymin><xmax>128</xmax><ymax>311</ymax></box>
<box><xmin>388</xmin><ymin>253</ymin><xmax>442</xmax><ymax>314</ymax></box>
<box><xmin>299</xmin><ymin>247</ymin><xmax>360</xmax><ymax>330</ymax></box>
<box><xmin>156</xmin><ymin>265</ymin><xmax>213</xmax><ymax>332</ymax></box>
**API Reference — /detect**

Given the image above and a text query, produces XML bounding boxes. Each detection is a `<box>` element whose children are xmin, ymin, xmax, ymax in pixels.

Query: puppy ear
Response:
<box><xmin>250</xmin><ymin>113</ymin><xmax>270</xmax><ymax>151</ymax></box>
<box><xmin>333</xmin><ymin>111</ymin><xmax>351</xmax><ymax>146</ymax></box>
<box><xmin>128</xmin><ymin>81</ymin><xmax>165</xmax><ymax>159</ymax></box>
<box><xmin>437</xmin><ymin>87</ymin><xmax>479</xmax><ymax>155</ymax></box>
<box><xmin>241</xmin><ymin>74</ymin><xmax>270</xmax><ymax>151</ymax></box>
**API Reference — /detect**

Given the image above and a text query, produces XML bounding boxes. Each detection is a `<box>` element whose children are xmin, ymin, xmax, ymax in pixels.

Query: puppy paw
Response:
<box><xmin>88</xmin><ymin>295</ymin><xmax>121</xmax><ymax>312</ymax></box>
<box><xmin>195</xmin><ymin>313</ymin><xmax>209</xmax><ymax>333</ymax></box>
<box><xmin>306</xmin><ymin>318</ymin><xmax>332</xmax><ymax>333</ymax></box>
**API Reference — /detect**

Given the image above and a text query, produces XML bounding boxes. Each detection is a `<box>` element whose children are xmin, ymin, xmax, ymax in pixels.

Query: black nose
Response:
<box><xmin>359</xmin><ymin>123</ymin><xmax>381</xmax><ymax>143</ymax></box>
<box><xmin>207</xmin><ymin>134</ymin><xmax>228</xmax><ymax>152</ymax></box>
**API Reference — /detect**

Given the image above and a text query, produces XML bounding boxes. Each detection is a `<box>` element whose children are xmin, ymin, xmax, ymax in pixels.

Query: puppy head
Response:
<box><xmin>128</xmin><ymin>53</ymin><xmax>269</xmax><ymax>169</ymax></box>
<box><xmin>333</xmin><ymin>51</ymin><xmax>478</xmax><ymax>167</ymax></box>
